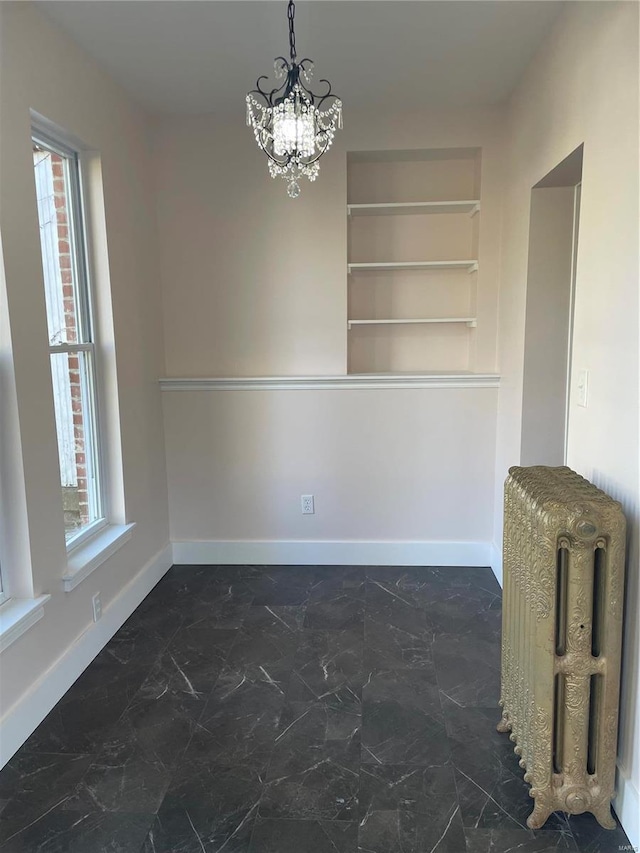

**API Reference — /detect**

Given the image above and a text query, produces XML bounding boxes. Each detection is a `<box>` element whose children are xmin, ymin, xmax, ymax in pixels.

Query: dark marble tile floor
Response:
<box><xmin>0</xmin><ymin>565</ymin><xmax>631</xmax><ymax>852</ymax></box>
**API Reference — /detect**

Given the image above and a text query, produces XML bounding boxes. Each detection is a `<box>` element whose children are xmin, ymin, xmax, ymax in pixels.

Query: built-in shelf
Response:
<box><xmin>348</xmin><ymin>260</ymin><xmax>479</xmax><ymax>274</ymax></box>
<box><xmin>347</xmin><ymin>200</ymin><xmax>480</xmax><ymax>217</ymax></box>
<box><xmin>347</xmin><ymin>148</ymin><xmax>482</xmax><ymax>374</ymax></box>
<box><xmin>348</xmin><ymin>317</ymin><xmax>477</xmax><ymax>330</ymax></box>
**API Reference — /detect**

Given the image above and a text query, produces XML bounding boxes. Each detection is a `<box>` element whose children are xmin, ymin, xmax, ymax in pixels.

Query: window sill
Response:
<box><xmin>0</xmin><ymin>595</ymin><xmax>51</xmax><ymax>653</ymax></box>
<box><xmin>63</xmin><ymin>522</ymin><xmax>136</xmax><ymax>592</ymax></box>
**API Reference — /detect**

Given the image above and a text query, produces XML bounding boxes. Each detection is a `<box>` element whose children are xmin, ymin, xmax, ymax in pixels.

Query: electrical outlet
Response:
<box><xmin>301</xmin><ymin>494</ymin><xmax>315</xmax><ymax>514</ymax></box>
<box><xmin>92</xmin><ymin>592</ymin><xmax>102</xmax><ymax>622</ymax></box>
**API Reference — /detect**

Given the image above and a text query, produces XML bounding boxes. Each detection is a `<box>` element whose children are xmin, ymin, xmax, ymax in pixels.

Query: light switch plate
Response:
<box><xmin>577</xmin><ymin>369</ymin><xmax>589</xmax><ymax>408</ymax></box>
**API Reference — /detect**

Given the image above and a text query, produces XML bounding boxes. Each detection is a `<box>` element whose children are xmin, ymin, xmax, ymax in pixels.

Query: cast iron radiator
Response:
<box><xmin>497</xmin><ymin>465</ymin><xmax>626</xmax><ymax>829</ymax></box>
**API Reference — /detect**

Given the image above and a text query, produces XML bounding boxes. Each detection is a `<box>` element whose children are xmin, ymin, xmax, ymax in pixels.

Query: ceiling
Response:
<box><xmin>37</xmin><ymin>1</ymin><xmax>565</xmax><ymax>115</ymax></box>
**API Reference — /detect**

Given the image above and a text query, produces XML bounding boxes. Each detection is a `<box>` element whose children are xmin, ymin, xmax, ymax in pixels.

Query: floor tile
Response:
<box><xmin>224</xmin><ymin>625</ymin><xmax>299</xmax><ymax>671</ymax></box>
<box><xmin>263</xmin><ymin>693</ymin><xmax>361</xmax><ymax>822</ymax></box>
<box><xmin>0</xmin><ymin>808</ymin><xmax>154</xmax><ymax>853</ymax></box>
<box><xmin>0</xmin><ymin>753</ymin><xmax>94</xmax><ymax>844</ymax></box>
<box><xmin>242</xmin><ymin>604</ymin><xmax>307</xmax><ymax>634</ymax></box>
<box><xmin>363</xmin><ymin>613</ymin><xmax>433</xmax><ymax>671</ymax></box>
<box><xmin>567</xmin><ymin>812</ymin><xmax>633</xmax><ymax>853</ymax></box>
<box><xmin>243</xmin><ymin>568</ymin><xmax>314</xmax><ymax>606</ymax></box>
<box><xmin>185</xmin><ymin>661</ymin><xmax>289</xmax><ymax>770</ymax></box>
<box><xmin>142</xmin><ymin>763</ymin><xmax>261</xmax><ymax>852</ymax></box>
<box><xmin>249</xmin><ymin>817</ymin><xmax>358</xmax><ymax>852</ymax></box>
<box><xmin>287</xmin><ymin>627</ymin><xmax>363</xmax><ymax>704</ymax></box>
<box><xmin>359</xmin><ymin>762</ymin><xmax>465</xmax><ymax>853</ymax></box>
<box><xmin>67</xmin><ymin>687</ymin><xmax>202</xmax><ymax>814</ymax></box>
<box><xmin>465</xmin><ymin>827</ymin><xmax>579</xmax><ymax>852</ymax></box>
<box><xmin>433</xmin><ymin>633</ymin><xmax>501</xmax><ymax>707</ymax></box>
<box><xmin>20</xmin><ymin>662</ymin><xmax>148</xmax><ymax>755</ymax></box>
<box><xmin>361</xmin><ymin>667</ymin><xmax>449</xmax><ymax>766</ymax></box>
<box><xmin>304</xmin><ymin>589</ymin><xmax>365</xmax><ymax>631</ymax></box>
<box><xmin>275</xmin><ymin>696</ymin><xmax>360</xmax><ymax>744</ymax></box>
<box><xmin>260</xmin><ymin>746</ymin><xmax>359</xmax><ymax>821</ymax></box>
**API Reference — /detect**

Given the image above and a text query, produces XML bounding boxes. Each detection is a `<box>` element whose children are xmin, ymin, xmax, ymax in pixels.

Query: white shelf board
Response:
<box><xmin>348</xmin><ymin>317</ymin><xmax>477</xmax><ymax>329</ymax></box>
<box><xmin>348</xmin><ymin>260</ymin><xmax>479</xmax><ymax>274</ymax></box>
<box><xmin>348</xmin><ymin>200</ymin><xmax>480</xmax><ymax>217</ymax></box>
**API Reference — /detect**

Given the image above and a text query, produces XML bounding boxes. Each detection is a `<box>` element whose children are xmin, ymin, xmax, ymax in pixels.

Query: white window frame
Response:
<box><xmin>0</xmin><ymin>483</ymin><xmax>6</xmax><ymax>608</ymax></box>
<box><xmin>32</xmin><ymin>126</ymin><xmax>108</xmax><ymax>552</ymax></box>
<box><xmin>30</xmin><ymin>117</ymin><xmax>135</xmax><ymax>593</ymax></box>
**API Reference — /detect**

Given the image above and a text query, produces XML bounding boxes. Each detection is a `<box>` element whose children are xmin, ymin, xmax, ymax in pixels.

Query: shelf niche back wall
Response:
<box><xmin>347</xmin><ymin>148</ymin><xmax>481</xmax><ymax>375</ymax></box>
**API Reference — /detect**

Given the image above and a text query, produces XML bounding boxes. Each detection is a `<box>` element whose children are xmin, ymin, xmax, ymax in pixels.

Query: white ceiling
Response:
<box><xmin>37</xmin><ymin>1</ymin><xmax>565</xmax><ymax>115</ymax></box>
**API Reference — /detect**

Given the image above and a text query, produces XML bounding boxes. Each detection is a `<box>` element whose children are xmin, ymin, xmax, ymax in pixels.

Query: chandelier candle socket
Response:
<box><xmin>246</xmin><ymin>0</ymin><xmax>342</xmax><ymax>197</ymax></box>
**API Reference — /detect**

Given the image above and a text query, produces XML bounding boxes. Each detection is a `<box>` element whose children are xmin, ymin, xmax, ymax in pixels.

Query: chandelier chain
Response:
<box><xmin>288</xmin><ymin>0</ymin><xmax>297</xmax><ymax>62</ymax></box>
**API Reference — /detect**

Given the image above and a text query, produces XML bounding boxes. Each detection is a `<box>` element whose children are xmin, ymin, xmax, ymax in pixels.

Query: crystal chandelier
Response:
<box><xmin>246</xmin><ymin>0</ymin><xmax>343</xmax><ymax>198</ymax></box>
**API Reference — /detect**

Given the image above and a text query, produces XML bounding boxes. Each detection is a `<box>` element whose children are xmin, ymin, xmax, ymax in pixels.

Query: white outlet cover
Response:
<box><xmin>301</xmin><ymin>495</ymin><xmax>315</xmax><ymax>514</ymax></box>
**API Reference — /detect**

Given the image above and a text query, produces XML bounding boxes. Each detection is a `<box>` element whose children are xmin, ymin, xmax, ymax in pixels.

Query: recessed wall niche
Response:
<box><xmin>347</xmin><ymin>148</ymin><xmax>482</xmax><ymax>375</ymax></box>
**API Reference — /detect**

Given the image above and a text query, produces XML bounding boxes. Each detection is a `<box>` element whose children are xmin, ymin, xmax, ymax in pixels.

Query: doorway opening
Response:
<box><xmin>520</xmin><ymin>145</ymin><xmax>583</xmax><ymax>467</ymax></box>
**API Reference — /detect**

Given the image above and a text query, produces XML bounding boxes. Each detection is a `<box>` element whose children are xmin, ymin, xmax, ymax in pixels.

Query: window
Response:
<box><xmin>32</xmin><ymin>132</ymin><xmax>104</xmax><ymax>547</ymax></box>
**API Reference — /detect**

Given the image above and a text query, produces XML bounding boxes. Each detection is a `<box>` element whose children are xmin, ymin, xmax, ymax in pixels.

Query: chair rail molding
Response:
<box><xmin>159</xmin><ymin>374</ymin><xmax>500</xmax><ymax>392</ymax></box>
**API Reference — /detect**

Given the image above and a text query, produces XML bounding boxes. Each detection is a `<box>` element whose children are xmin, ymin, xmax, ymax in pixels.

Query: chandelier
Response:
<box><xmin>246</xmin><ymin>0</ymin><xmax>343</xmax><ymax>198</ymax></box>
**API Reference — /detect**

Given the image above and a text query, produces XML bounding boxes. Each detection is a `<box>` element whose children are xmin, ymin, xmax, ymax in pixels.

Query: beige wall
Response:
<box><xmin>0</xmin><ymin>3</ymin><xmax>169</xmax><ymax>718</ymax></box>
<box><xmin>155</xmin><ymin>108</ymin><xmax>503</xmax><ymax>377</ymax></box>
<box><xmin>494</xmin><ymin>1</ymin><xmax>639</xmax><ymax>837</ymax></box>
<box><xmin>155</xmin><ymin>108</ymin><xmax>504</xmax><ymax>550</ymax></box>
<box><xmin>164</xmin><ymin>387</ymin><xmax>497</xmax><ymax>547</ymax></box>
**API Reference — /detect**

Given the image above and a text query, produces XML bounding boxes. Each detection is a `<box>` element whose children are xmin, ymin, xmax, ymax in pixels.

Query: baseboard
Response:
<box><xmin>615</xmin><ymin>764</ymin><xmax>639</xmax><ymax>849</ymax></box>
<box><xmin>490</xmin><ymin>541</ymin><xmax>503</xmax><ymax>587</ymax></box>
<box><xmin>172</xmin><ymin>539</ymin><xmax>491</xmax><ymax>567</ymax></box>
<box><xmin>0</xmin><ymin>542</ymin><xmax>172</xmax><ymax>768</ymax></box>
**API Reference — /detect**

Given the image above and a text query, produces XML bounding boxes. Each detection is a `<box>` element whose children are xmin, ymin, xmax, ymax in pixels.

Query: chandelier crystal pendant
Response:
<box><xmin>246</xmin><ymin>0</ymin><xmax>343</xmax><ymax>198</ymax></box>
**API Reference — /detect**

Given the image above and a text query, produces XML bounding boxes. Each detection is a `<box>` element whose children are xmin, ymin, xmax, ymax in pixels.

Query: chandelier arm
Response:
<box><xmin>252</xmin><ymin>75</ymin><xmax>273</xmax><ymax>100</ymax></box>
<box><xmin>253</xmin><ymin>131</ymin><xmax>293</xmax><ymax>167</ymax></box>
<box><xmin>297</xmin><ymin>142</ymin><xmax>331</xmax><ymax>167</ymax></box>
<box><xmin>315</xmin><ymin>79</ymin><xmax>337</xmax><ymax>108</ymax></box>
<box><xmin>250</xmin><ymin>77</ymin><xmax>289</xmax><ymax>106</ymax></box>
<box><xmin>293</xmin><ymin>77</ymin><xmax>341</xmax><ymax>110</ymax></box>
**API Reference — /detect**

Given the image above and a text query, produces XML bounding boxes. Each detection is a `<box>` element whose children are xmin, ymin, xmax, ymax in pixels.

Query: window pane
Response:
<box><xmin>50</xmin><ymin>350</ymin><xmax>102</xmax><ymax>540</ymax></box>
<box><xmin>33</xmin><ymin>145</ymin><xmax>88</xmax><ymax>346</ymax></box>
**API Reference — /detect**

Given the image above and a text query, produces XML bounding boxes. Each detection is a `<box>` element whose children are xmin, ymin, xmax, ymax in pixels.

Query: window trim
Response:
<box><xmin>0</xmin><ymin>595</ymin><xmax>52</xmax><ymax>653</ymax></box>
<box><xmin>32</xmin><ymin>123</ymin><xmax>108</xmax><ymax>549</ymax></box>
<box><xmin>62</xmin><ymin>522</ymin><xmax>136</xmax><ymax>592</ymax></box>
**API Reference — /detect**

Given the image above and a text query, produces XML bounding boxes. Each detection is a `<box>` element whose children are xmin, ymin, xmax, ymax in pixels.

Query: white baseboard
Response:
<box><xmin>615</xmin><ymin>765</ymin><xmax>639</xmax><ymax>849</ymax></box>
<box><xmin>490</xmin><ymin>541</ymin><xmax>503</xmax><ymax>587</ymax></box>
<box><xmin>172</xmin><ymin>539</ymin><xmax>491</xmax><ymax>567</ymax></box>
<box><xmin>0</xmin><ymin>543</ymin><xmax>172</xmax><ymax>768</ymax></box>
